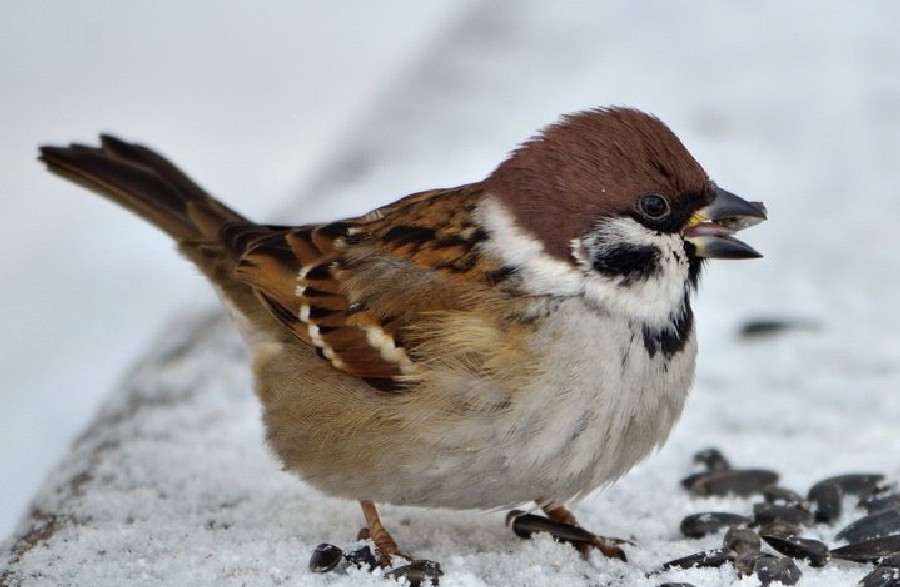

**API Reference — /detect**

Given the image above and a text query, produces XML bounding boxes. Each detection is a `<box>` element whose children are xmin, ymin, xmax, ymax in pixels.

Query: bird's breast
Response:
<box><xmin>484</xmin><ymin>297</ymin><xmax>697</xmax><ymax>504</ymax></box>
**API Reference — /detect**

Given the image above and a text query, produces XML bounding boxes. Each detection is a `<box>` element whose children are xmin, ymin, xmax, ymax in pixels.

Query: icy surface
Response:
<box><xmin>4</xmin><ymin>1</ymin><xmax>900</xmax><ymax>586</ymax></box>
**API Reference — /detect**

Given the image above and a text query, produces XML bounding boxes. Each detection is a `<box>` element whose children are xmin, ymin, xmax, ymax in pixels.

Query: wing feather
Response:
<box><xmin>230</xmin><ymin>184</ymin><xmax>507</xmax><ymax>391</ymax></box>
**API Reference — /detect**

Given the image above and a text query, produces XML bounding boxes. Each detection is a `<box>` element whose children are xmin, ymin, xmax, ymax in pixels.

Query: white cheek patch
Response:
<box><xmin>476</xmin><ymin>197</ymin><xmax>690</xmax><ymax>328</ymax></box>
<box><xmin>475</xmin><ymin>196</ymin><xmax>584</xmax><ymax>296</ymax></box>
<box><xmin>575</xmin><ymin>217</ymin><xmax>691</xmax><ymax>326</ymax></box>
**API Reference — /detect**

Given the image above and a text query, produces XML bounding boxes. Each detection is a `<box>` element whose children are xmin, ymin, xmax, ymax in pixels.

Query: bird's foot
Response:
<box><xmin>355</xmin><ymin>504</ymin><xmax>444</xmax><ymax>583</ymax></box>
<box><xmin>507</xmin><ymin>505</ymin><xmax>633</xmax><ymax>562</ymax></box>
<box><xmin>360</xmin><ymin>500</ymin><xmax>403</xmax><ymax>567</ymax></box>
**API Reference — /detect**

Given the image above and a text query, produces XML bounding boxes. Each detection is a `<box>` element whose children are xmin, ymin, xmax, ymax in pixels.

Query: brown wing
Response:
<box><xmin>230</xmin><ymin>184</ymin><xmax>510</xmax><ymax>392</ymax></box>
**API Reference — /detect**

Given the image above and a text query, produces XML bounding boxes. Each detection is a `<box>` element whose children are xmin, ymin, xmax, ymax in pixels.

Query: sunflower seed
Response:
<box><xmin>753</xmin><ymin>503</ymin><xmax>814</xmax><ymax>527</ymax></box>
<box><xmin>680</xmin><ymin>512</ymin><xmax>750</xmax><ymax>538</ymax></box>
<box><xmin>344</xmin><ymin>545</ymin><xmax>377</xmax><ymax>569</ymax></box>
<box><xmin>724</xmin><ymin>527</ymin><xmax>760</xmax><ymax>556</ymax></box>
<box><xmin>754</xmin><ymin>554</ymin><xmax>801</xmax><ymax>586</ymax></box>
<box><xmin>808</xmin><ymin>481</ymin><xmax>843</xmax><ymax>525</ymax></box>
<box><xmin>309</xmin><ymin>543</ymin><xmax>344</xmax><ymax>573</ymax></box>
<box><xmin>687</xmin><ymin>469</ymin><xmax>779</xmax><ymax>497</ymax></box>
<box><xmin>693</xmin><ymin>448</ymin><xmax>731</xmax><ymax>472</ymax></box>
<box><xmin>760</xmin><ymin>534</ymin><xmax>829</xmax><ymax>567</ymax></box>
<box><xmin>859</xmin><ymin>566</ymin><xmax>900</xmax><ymax>587</ymax></box>
<box><xmin>385</xmin><ymin>559</ymin><xmax>443</xmax><ymax>587</ymax></box>
<box><xmin>837</xmin><ymin>509</ymin><xmax>900</xmax><ymax>544</ymax></box>
<box><xmin>830</xmin><ymin>535</ymin><xmax>900</xmax><ymax>563</ymax></box>
<box><xmin>757</xmin><ymin>520</ymin><xmax>802</xmax><ymax>539</ymax></box>
<box><xmin>816</xmin><ymin>474</ymin><xmax>885</xmax><ymax>495</ymax></box>
<box><xmin>763</xmin><ymin>486</ymin><xmax>808</xmax><ymax>509</ymax></box>
<box><xmin>662</xmin><ymin>548</ymin><xmax>730</xmax><ymax>570</ymax></box>
<box><xmin>860</xmin><ymin>492</ymin><xmax>900</xmax><ymax>515</ymax></box>
<box><xmin>509</xmin><ymin>513</ymin><xmax>594</xmax><ymax>543</ymax></box>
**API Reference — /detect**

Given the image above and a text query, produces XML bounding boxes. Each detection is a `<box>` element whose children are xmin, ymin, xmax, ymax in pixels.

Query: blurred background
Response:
<box><xmin>0</xmin><ymin>0</ymin><xmax>468</xmax><ymax>538</ymax></box>
<box><xmin>3</xmin><ymin>0</ymin><xmax>899</xmax><ymax>543</ymax></box>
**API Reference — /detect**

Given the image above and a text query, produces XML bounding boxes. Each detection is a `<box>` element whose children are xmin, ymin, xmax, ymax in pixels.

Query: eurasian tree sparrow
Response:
<box><xmin>40</xmin><ymin>107</ymin><xmax>765</xmax><ymax>564</ymax></box>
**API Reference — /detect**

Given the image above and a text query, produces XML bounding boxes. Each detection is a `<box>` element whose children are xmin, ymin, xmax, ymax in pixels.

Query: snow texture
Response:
<box><xmin>4</xmin><ymin>1</ymin><xmax>900</xmax><ymax>586</ymax></box>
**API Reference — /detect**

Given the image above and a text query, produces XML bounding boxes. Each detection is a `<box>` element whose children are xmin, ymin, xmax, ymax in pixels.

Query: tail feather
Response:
<box><xmin>38</xmin><ymin>135</ymin><xmax>279</xmax><ymax>329</ymax></box>
<box><xmin>39</xmin><ymin>135</ymin><xmax>249</xmax><ymax>243</ymax></box>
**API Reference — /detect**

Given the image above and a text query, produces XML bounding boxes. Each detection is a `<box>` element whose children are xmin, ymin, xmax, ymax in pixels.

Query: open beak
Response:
<box><xmin>683</xmin><ymin>187</ymin><xmax>767</xmax><ymax>259</ymax></box>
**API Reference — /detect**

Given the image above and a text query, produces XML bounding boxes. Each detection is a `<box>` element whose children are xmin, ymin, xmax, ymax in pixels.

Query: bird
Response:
<box><xmin>39</xmin><ymin>107</ymin><xmax>766</xmax><ymax>566</ymax></box>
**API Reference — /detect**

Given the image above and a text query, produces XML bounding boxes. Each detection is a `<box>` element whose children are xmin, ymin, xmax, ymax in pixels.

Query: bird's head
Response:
<box><xmin>479</xmin><ymin>107</ymin><xmax>766</xmax><ymax>326</ymax></box>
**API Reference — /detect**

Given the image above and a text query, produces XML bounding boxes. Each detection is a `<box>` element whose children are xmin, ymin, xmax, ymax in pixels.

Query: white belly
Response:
<box><xmin>505</xmin><ymin>297</ymin><xmax>696</xmax><ymax>502</ymax></box>
<box><xmin>396</xmin><ymin>297</ymin><xmax>696</xmax><ymax>509</ymax></box>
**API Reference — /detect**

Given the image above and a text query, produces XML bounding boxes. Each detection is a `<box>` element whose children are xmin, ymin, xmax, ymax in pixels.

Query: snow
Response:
<box><xmin>4</xmin><ymin>1</ymin><xmax>900</xmax><ymax>586</ymax></box>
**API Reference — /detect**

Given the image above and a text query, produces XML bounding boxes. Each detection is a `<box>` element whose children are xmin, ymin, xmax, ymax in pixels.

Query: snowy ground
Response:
<box><xmin>4</xmin><ymin>1</ymin><xmax>900</xmax><ymax>586</ymax></box>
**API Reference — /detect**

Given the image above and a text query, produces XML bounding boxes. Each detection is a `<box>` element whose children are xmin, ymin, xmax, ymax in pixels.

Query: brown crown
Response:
<box><xmin>485</xmin><ymin>107</ymin><xmax>713</xmax><ymax>263</ymax></box>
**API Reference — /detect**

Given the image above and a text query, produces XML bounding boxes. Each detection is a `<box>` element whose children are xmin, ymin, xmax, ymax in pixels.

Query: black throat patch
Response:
<box><xmin>641</xmin><ymin>294</ymin><xmax>694</xmax><ymax>359</ymax></box>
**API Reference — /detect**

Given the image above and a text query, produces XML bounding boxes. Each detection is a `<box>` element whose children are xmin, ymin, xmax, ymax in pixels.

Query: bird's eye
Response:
<box><xmin>637</xmin><ymin>193</ymin><xmax>670</xmax><ymax>219</ymax></box>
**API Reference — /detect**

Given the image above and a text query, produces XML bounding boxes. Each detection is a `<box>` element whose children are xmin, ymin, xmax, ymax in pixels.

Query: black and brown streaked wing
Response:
<box><xmin>231</xmin><ymin>184</ymin><xmax>504</xmax><ymax>391</ymax></box>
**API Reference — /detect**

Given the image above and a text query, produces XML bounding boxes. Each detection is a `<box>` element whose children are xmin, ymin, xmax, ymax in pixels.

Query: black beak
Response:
<box><xmin>683</xmin><ymin>187</ymin><xmax>767</xmax><ymax>259</ymax></box>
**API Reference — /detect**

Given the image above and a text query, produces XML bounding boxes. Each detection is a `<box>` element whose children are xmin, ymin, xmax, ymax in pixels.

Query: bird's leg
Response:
<box><xmin>360</xmin><ymin>500</ymin><xmax>400</xmax><ymax>566</ymax></box>
<box><xmin>542</xmin><ymin>504</ymin><xmax>629</xmax><ymax>561</ymax></box>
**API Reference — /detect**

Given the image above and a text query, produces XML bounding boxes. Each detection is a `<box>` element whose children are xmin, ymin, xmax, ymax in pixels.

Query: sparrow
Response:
<box><xmin>39</xmin><ymin>107</ymin><xmax>765</xmax><ymax>565</ymax></box>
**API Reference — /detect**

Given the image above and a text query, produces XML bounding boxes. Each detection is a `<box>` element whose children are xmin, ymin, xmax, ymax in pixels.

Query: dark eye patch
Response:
<box><xmin>590</xmin><ymin>242</ymin><xmax>661</xmax><ymax>285</ymax></box>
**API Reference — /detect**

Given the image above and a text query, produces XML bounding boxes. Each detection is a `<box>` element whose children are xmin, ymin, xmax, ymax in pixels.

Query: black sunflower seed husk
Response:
<box><xmin>815</xmin><ymin>473</ymin><xmax>885</xmax><ymax>496</ymax></box>
<box><xmin>829</xmin><ymin>535</ymin><xmax>900</xmax><ymax>563</ymax></box>
<box><xmin>385</xmin><ymin>559</ymin><xmax>443</xmax><ymax>587</ymax></box>
<box><xmin>662</xmin><ymin>548</ymin><xmax>730</xmax><ymax>570</ymax></box>
<box><xmin>807</xmin><ymin>481</ymin><xmax>843</xmax><ymax>525</ymax></box>
<box><xmin>508</xmin><ymin>513</ymin><xmax>594</xmax><ymax>543</ymax></box>
<box><xmin>685</xmin><ymin>469</ymin><xmax>779</xmax><ymax>497</ymax></box>
<box><xmin>724</xmin><ymin>527</ymin><xmax>761</xmax><ymax>556</ymax></box>
<box><xmin>753</xmin><ymin>503</ymin><xmax>814</xmax><ymax>527</ymax></box>
<box><xmin>753</xmin><ymin>554</ymin><xmax>802</xmax><ymax>586</ymax></box>
<box><xmin>309</xmin><ymin>543</ymin><xmax>344</xmax><ymax>573</ymax></box>
<box><xmin>859</xmin><ymin>566</ymin><xmax>900</xmax><ymax>587</ymax></box>
<box><xmin>836</xmin><ymin>509</ymin><xmax>900</xmax><ymax>544</ymax></box>
<box><xmin>760</xmin><ymin>534</ymin><xmax>829</xmax><ymax>567</ymax></box>
<box><xmin>680</xmin><ymin>512</ymin><xmax>750</xmax><ymax>539</ymax></box>
<box><xmin>693</xmin><ymin>448</ymin><xmax>731</xmax><ymax>473</ymax></box>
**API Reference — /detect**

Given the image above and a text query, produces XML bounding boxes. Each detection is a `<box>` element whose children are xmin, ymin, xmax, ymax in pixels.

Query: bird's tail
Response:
<box><xmin>39</xmin><ymin>134</ymin><xmax>250</xmax><ymax>245</ymax></box>
<box><xmin>38</xmin><ymin>135</ymin><xmax>274</xmax><ymax>324</ymax></box>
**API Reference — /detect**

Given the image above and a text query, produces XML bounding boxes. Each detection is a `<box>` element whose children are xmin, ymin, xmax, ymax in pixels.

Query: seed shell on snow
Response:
<box><xmin>859</xmin><ymin>492</ymin><xmax>900</xmax><ymax>515</ymax></box>
<box><xmin>762</xmin><ymin>485</ymin><xmax>808</xmax><ymax>509</ymax></box>
<box><xmin>815</xmin><ymin>473</ymin><xmax>885</xmax><ymax>495</ymax></box>
<box><xmin>752</xmin><ymin>503</ymin><xmax>814</xmax><ymax>527</ymax></box>
<box><xmin>807</xmin><ymin>480</ymin><xmax>843</xmax><ymax>525</ymax></box>
<box><xmin>692</xmin><ymin>447</ymin><xmax>731</xmax><ymax>472</ymax></box>
<box><xmin>661</xmin><ymin>548</ymin><xmax>730</xmax><ymax>570</ymax></box>
<box><xmin>753</xmin><ymin>553</ymin><xmax>801</xmax><ymax>586</ymax></box>
<box><xmin>508</xmin><ymin>512</ymin><xmax>596</xmax><ymax>543</ymax></box>
<box><xmin>309</xmin><ymin>543</ymin><xmax>345</xmax><ymax>573</ymax></box>
<box><xmin>836</xmin><ymin>509</ymin><xmax>900</xmax><ymax>544</ymax></box>
<box><xmin>723</xmin><ymin>527</ymin><xmax>761</xmax><ymax>556</ymax></box>
<box><xmin>685</xmin><ymin>469</ymin><xmax>779</xmax><ymax>497</ymax></box>
<box><xmin>759</xmin><ymin>534</ymin><xmax>829</xmax><ymax>567</ymax></box>
<box><xmin>384</xmin><ymin>559</ymin><xmax>443</xmax><ymax>587</ymax></box>
<box><xmin>679</xmin><ymin>512</ymin><xmax>751</xmax><ymax>538</ymax></box>
<box><xmin>344</xmin><ymin>545</ymin><xmax>377</xmax><ymax>569</ymax></box>
<box><xmin>829</xmin><ymin>534</ymin><xmax>900</xmax><ymax>563</ymax></box>
<box><xmin>859</xmin><ymin>566</ymin><xmax>900</xmax><ymax>587</ymax></box>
